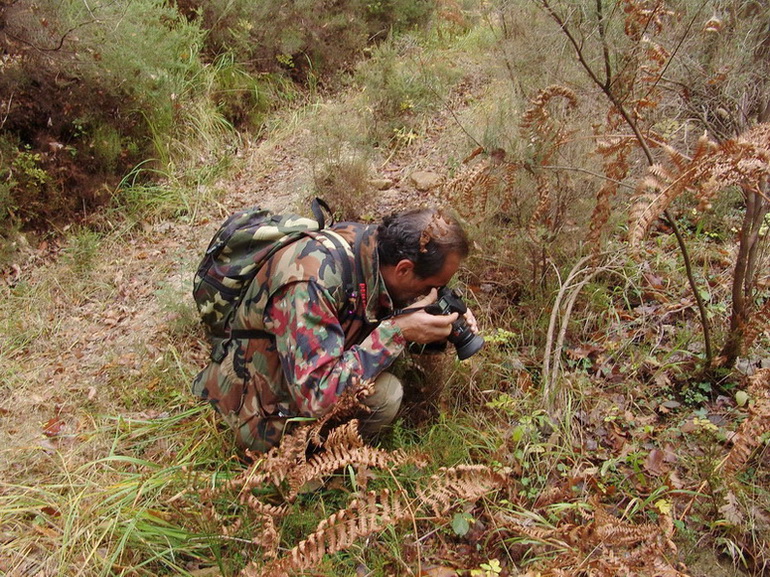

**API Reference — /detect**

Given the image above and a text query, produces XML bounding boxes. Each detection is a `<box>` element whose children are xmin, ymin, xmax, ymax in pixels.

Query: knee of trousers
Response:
<box><xmin>361</xmin><ymin>371</ymin><xmax>404</xmax><ymax>430</ymax></box>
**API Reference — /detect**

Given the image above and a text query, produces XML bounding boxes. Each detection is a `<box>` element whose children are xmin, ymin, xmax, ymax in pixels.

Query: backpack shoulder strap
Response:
<box><xmin>310</xmin><ymin>197</ymin><xmax>335</xmax><ymax>228</ymax></box>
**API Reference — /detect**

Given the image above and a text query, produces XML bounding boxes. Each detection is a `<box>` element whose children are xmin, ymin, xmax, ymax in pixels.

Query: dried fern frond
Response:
<box><xmin>321</xmin><ymin>418</ymin><xmax>366</xmax><ymax>450</ymax></box>
<box><xmin>521</xmin><ymin>85</ymin><xmax>578</xmax><ymax>138</ymax></box>
<box><xmin>307</xmin><ymin>379</ymin><xmax>374</xmax><ymax>446</ymax></box>
<box><xmin>740</xmin><ymin>297</ymin><xmax>770</xmax><ymax>352</ymax></box>
<box><xmin>239</xmin><ymin>495</ymin><xmax>284</xmax><ymax>557</ymax></box>
<box><xmin>594</xmin><ymin>136</ymin><xmax>625</xmax><ymax>157</ymax></box>
<box><xmin>286</xmin><ymin>421</ymin><xmax>425</xmax><ymax>499</ymax></box>
<box><xmin>247</xmin><ymin>489</ymin><xmax>410</xmax><ymax>577</ymax></box>
<box><xmin>288</xmin><ymin>445</ymin><xmax>420</xmax><ymax>499</ymax></box>
<box><xmin>204</xmin><ymin>385</ymin><xmax>511</xmax><ymax>577</ymax></box>
<box><xmin>442</xmin><ymin>149</ymin><xmax>520</xmax><ymax>222</ymax></box>
<box><xmin>528</xmin><ymin>173</ymin><xmax>553</xmax><ymax>241</ymax></box>
<box><xmin>492</xmin><ymin>498</ymin><xmax>687</xmax><ymax>577</ymax></box>
<box><xmin>696</xmin><ymin>134</ymin><xmax>770</xmax><ymax>210</ymax></box>
<box><xmin>251</xmin><ymin>465</ymin><xmax>510</xmax><ymax>577</ymax></box>
<box><xmin>521</xmin><ymin>85</ymin><xmax>578</xmax><ymax>166</ymax></box>
<box><xmin>648</xmin><ymin>163</ymin><xmax>675</xmax><ymax>181</ymax></box>
<box><xmin>417</xmin><ymin>464</ymin><xmax>510</xmax><ymax>516</ymax></box>
<box><xmin>587</xmin><ymin>140</ymin><xmax>632</xmax><ymax>249</ymax></box>
<box><xmin>199</xmin><ymin>490</ymin><xmax>285</xmax><ymax>559</ymax></box>
<box><xmin>691</xmin><ymin>130</ymin><xmax>720</xmax><ymax>162</ymax></box>
<box><xmin>212</xmin><ymin>381</ymin><xmax>377</xmax><ymax>501</ymax></box>
<box><xmin>722</xmin><ymin>368</ymin><xmax>770</xmax><ymax>475</ymax></box>
<box><xmin>592</xmin><ymin>502</ymin><xmax>660</xmax><ymax>548</ymax></box>
<box><xmin>642</xmin><ymin>37</ymin><xmax>670</xmax><ymax>71</ymax></box>
<box><xmin>236</xmin><ymin>426</ymin><xmax>315</xmax><ymax>493</ymax></box>
<box><xmin>649</xmin><ymin>138</ymin><xmax>692</xmax><ymax>172</ymax></box>
<box><xmin>444</xmin><ymin>159</ymin><xmax>493</xmax><ymax>216</ymax></box>
<box><xmin>628</xmin><ymin>176</ymin><xmax>667</xmax><ymax>246</ymax></box>
<box><xmin>623</xmin><ymin>0</ymin><xmax>673</xmax><ymax>41</ymax></box>
<box><xmin>629</xmin><ymin>123</ymin><xmax>770</xmax><ymax>246</ymax></box>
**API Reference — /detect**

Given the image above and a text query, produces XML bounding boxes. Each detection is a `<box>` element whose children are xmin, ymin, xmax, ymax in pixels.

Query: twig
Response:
<box><xmin>0</xmin><ymin>92</ymin><xmax>12</xmax><ymax>132</ymax></box>
<box><xmin>539</xmin><ymin>164</ymin><xmax>635</xmax><ymax>190</ymax></box>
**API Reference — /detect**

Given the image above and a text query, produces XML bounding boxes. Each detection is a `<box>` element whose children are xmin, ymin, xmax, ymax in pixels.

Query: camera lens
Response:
<box><xmin>449</xmin><ymin>318</ymin><xmax>485</xmax><ymax>360</ymax></box>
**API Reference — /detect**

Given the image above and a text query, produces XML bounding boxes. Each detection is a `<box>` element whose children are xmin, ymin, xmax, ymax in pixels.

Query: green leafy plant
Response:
<box><xmin>471</xmin><ymin>558</ymin><xmax>502</xmax><ymax>577</ymax></box>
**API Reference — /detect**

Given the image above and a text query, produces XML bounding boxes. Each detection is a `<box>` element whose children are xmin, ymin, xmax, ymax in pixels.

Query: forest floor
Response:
<box><xmin>0</xmin><ymin>80</ymin><xmax>756</xmax><ymax>577</ymax></box>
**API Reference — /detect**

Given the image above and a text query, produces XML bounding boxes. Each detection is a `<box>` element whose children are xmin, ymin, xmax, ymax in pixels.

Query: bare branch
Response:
<box><xmin>596</xmin><ymin>0</ymin><xmax>612</xmax><ymax>89</ymax></box>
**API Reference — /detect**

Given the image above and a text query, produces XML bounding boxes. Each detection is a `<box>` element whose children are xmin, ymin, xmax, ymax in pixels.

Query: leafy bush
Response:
<box><xmin>0</xmin><ymin>0</ymin><xmax>437</xmax><ymax>231</ymax></box>
<box><xmin>356</xmin><ymin>36</ymin><xmax>460</xmax><ymax>146</ymax></box>
<box><xmin>0</xmin><ymin>0</ymin><xmax>208</xmax><ymax>227</ymax></box>
<box><xmin>180</xmin><ymin>0</ymin><xmax>436</xmax><ymax>84</ymax></box>
<box><xmin>207</xmin><ymin>53</ymin><xmax>301</xmax><ymax>132</ymax></box>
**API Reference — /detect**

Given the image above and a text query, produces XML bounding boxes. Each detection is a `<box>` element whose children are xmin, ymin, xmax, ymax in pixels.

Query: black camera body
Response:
<box><xmin>425</xmin><ymin>287</ymin><xmax>484</xmax><ymax>360</ymax></box>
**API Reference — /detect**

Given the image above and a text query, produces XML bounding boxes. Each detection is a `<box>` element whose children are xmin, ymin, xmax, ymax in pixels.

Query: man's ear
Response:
<box><xmin>393</xmin><ymin>259</ymin><xmax>415</xmax><ymax>278</ymax></box>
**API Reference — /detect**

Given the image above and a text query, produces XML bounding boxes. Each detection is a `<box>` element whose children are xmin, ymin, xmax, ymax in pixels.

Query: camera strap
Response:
<box><xmin>379</xmin><ymin>305</ymin><xmax>428</xmax><ymax>321</ymax></box>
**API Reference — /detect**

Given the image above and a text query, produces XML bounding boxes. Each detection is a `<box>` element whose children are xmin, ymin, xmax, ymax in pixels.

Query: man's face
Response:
<box><xmin>384</xmin><ymin>252</ymin><xmax>462</xmax><ymax>307</ymax></box>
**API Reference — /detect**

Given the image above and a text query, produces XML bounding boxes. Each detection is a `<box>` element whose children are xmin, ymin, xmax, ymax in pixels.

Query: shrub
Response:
<box><xmin>0</xmin><ymin>0</ymin><xmax>209</xmax><ymax>227</ymax></box>
<box><xmin>355</xmin><ymin>36</ymin><xmax>459</xmax><ymax>146</ymax></box>
<box><xmin>208</xmin><ymin>53</ymin><xmax>299</xmax><ymax>132</ymax></box>
<box><xmin>304</xmin><ymin>103</ymin><xmax>374</xmax><ymax>221</ymax></box>
<box><xmin>179</xmin><ymin>0</ymin><xmax>437</xmax><ymax>84</ymax></box>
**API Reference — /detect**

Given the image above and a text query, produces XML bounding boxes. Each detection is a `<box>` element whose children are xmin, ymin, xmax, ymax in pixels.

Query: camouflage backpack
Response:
<box><xmin>193</xmin><ymin>199</ymin><xmax>357</xmax><ymax>358</ymax></box>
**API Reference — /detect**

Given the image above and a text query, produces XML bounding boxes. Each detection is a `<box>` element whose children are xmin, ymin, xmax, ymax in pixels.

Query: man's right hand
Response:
<box><xmin>391</xmin><ymin>288</ymin><xmax>459</xmax><ymax>344</ymax></box>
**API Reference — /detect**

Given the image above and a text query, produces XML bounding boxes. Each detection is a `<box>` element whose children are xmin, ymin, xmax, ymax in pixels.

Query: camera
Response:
<box><xmin>425</xmin><ymin>287</ymin><xmax>484</xmax><ymax>360</ymax></box>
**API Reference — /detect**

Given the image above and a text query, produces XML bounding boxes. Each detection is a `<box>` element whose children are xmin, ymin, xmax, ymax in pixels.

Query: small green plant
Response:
<box><xmin>90</xmin><ymin>123</ymin><xmax>125</xmax><ymax>173</ymax></box>
<box><xmin>61</xmin><ymin>227</ymin><xmax>102</xmax><ymax>275</ymax></box>
<box><xmin>355</xmin><ymin>38</ymin><xmax>457</xmax><ymax>145</ymax></box>
<box><xmin>11</xmin><ymin>148</ymin><xmax>49</xmax><ymax>189</ymax></box>
<box><xmin>683</xmin><ymin>381</ymin><xmax>713</xmax><ymax>406</ymax></box>
<box><xmin>471</xmin><ymin>558</ymin><xmax>502</xmax><ymax>577</ymax></box>
<box><xmin>452</xmin><ymin>511</ymin><xmax>476</xmax><ymax>536</ymax></box>
<box><xmin>211</xmin><ymin>53</ymin><xmax>276</xmax><ymax>130</ymax></box>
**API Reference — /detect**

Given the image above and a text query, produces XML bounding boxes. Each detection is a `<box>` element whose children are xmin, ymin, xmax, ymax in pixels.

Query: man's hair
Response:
<box><xmin>377</xmin><ymin>208</ymin><xmax>470</xmax><ymax>278</ymax></box>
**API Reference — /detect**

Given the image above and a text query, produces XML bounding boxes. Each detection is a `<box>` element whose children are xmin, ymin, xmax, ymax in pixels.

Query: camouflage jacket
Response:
<box><xmin>192</xmin><ymin>222</ymin><xmax>407</xmax><ymax>451</ymax></box>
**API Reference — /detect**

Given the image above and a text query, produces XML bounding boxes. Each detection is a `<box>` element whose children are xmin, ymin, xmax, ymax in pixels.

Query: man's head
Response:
<box><xmin>377</xmin><ymin>208</ymin><xmax>470</xmax><ymax>306</ymax></box>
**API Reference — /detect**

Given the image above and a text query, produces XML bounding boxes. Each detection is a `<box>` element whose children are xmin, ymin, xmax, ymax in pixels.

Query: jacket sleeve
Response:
<box><xmin>264</xmin><ymin>280</ymin><xmax>406</xmax><ymax>416</ymax></box>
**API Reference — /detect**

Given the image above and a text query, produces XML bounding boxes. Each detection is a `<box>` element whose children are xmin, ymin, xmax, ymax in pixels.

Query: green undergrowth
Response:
<box><xmin>0</xmin><ymin>334</ymin><xmax>764</xmax><ymax>575</ymax></box>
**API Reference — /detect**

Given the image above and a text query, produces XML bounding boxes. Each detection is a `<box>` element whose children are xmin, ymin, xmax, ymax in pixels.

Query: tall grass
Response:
<box><xmin>0</xmin><ymin>406</ymin><xmax>234</xmax><ymax>576</ymax></box>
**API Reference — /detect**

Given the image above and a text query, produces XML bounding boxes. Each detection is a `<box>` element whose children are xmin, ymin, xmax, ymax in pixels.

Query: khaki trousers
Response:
<box><xmin>359</xmin><ymin>371</ymin><xmax>403</xmax><ymax>436</ymax></box>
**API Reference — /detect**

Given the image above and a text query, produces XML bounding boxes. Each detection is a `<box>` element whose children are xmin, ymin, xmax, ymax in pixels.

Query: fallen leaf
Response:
<box><xmin>667</xmin><ymin>471</ymin><xmax>684</xmax><ymax>489</ymax></box>
<box><xmin>644</xmin><ymin>448</ymin><xmax>669</xmax><ymax>476</ymax></box>
<box><xmin>719</xmin><ymin>491</ymin><xmax>744</xmax><ymax>525</ymax></box>
<box><xmin>655</xmin><ymin>499</ymin><xmax>672</xmax><ymax>515</ymax></box>
<box><xmin>42</xmin><ymin>416</ymin><xmax>66</xmax><ymax>437</ymax></box>
<box><xmin>41</xmin><ymin>506</ymin><xmax>60</xmax><ymax>517</ymax></box>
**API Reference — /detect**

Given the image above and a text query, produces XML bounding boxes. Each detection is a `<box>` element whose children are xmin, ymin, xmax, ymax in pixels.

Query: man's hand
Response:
<box><xmin>391</xmin><ymin>288</ymin><xmax>459</xmax><ymax>344</ymax></box>
<box><xmin>463</xmin><ymin>306</ymin><xmax>479</xmax><ymax>334</ymax></box>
